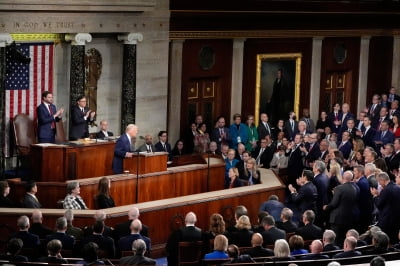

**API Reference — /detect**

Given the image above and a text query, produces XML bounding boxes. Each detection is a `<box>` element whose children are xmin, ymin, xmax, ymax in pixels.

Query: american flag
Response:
<box><xmin>4</xmin><ymin>43</ymin><xmax>54</xmax><ymax>157</ymax></box>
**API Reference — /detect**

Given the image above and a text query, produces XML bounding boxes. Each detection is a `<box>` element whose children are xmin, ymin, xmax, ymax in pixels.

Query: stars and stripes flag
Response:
<box><xmin>4</xmin><ymin>43</ymin><xmax>54</xmax><ymax>157</ymax></box>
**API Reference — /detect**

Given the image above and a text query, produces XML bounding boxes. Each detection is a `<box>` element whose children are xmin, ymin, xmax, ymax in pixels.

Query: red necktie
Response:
<box><xmin>49</xmin><ymin>104</ymin><xmax>55</xmax><ymax>129</ymax></box>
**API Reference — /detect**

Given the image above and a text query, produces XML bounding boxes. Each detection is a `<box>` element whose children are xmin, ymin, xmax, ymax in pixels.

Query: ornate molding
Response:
<box><xmin>11</xmin><ymin>33</ymin><xmax>63</xmax><ymax>42</ymax></box>
<box><xmin>118</xmin><ymin>33</ymin><xmax>143</xmax><ymax>45</ymax></box>
<box><xmin>0</xmin><ymin>33</ymin><xmax>12</xmax><ymax>47</ymax></box>
<box><xmin>65</xmin><ymin>33</ymin><xmax>92</xmax><ymax>45</ymax></box>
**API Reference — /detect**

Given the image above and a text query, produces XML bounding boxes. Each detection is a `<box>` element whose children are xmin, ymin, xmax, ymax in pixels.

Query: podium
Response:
<box><xmin>123</xmin><ymin>152</ymin><xmax>168</xmax><ymax>174</ymax></box>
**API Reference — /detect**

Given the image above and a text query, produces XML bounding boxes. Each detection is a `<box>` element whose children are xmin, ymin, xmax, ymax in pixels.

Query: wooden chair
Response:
<box><xmin>202</xmin><ymin>258</ymin><xmax>231</xmax><ymax>266</ymax></box>
<box><xmin>178</xmin><ymin>241</ymin><xmax>203</xmax><ymax>266</ymax></box>
<box><xmin>12</xmin><ymin>113</ymin><xmax>36</xmax><ymax>176</ymax></box>
<box><xmin>55</xmin><ymin>119</ymin><xmax>67</xmax><ymax>143</ymax></box>
<box><xmin>0</xmin><ymin>223</ymin><xmax>15</xmax><ymax>252</ymax></box>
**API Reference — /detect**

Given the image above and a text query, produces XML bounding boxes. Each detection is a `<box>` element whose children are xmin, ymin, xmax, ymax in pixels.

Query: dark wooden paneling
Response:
<box><xmin>320</xmin><ymin>37</ymin><xmax>360</xmax><ymax>114</ymax></box>
<box><xmin>242</xmin><ymin>38</ymin><xmax>313</xmax><ymax>123</ymax></box>
<box><xmin>367</xmin><ymin>36</ymin><xmax>393</xmax><ymax>101</ymax></box>
<box><xmin>180</xmin><ymin>39</ymin><xmax>233</xmax><ymax>136</ymax></box>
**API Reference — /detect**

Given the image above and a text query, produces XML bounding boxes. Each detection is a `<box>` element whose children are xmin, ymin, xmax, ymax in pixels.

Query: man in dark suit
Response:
<box><xmin>371</xmin><ymin>172</ymin><xmax>400</xmax><ymax>244</ymax></box>
<box><xmin>276</xmin><ymin>207</ymin><xmax>298</xmax><ymax>234</ymax></box>
<box><xmin>338</xmin><ymin>103</ymin><xmax>354</xmax><ymax>132</ymax></box>
<box><xmin>332</xmin><ymin>236</ymin><xmax>361</xmax><ymax>258</ymax></box>
<box><xmin>11</xmin><ymin>215</ymin><xmax>40</xmax><ymax>249</ymax></box>
<box><xmin>296</xmin><ymin>210</ymin><xmax>323</xmax><ymax>241</ymax></box>
<box><xmin>84</xmin><ymin>210</ymin><xmax>114</xmax><ymax>238</ymax></box>
<box><xmin>285</xmin><ymin>134</ymin><xmax>305</xmax><ymax>187</ymax></box>
<box><xmin>69</xmin><ymin>95</ymin><xmax>96</xmax><ymax>140</ymax></box>
<box><xmin>329</xmin><ymin>103</ymin><xmax>342</xmax><ymax>134</ymax></box>
<box><xmin>211</xmin><ymin>116</ymin><xmax>231</xmax><ymax>152</ymax></box>
<box><xmin>36</xmin><ymin>91</ymin><xmax>64</xmax><ymax>143</ymax></box>
<box><xmin>257</xmin><ymin>113</ymin><xmax>272</xmax><ymax>140</ymax></box>
<box><xmin>389</xmin><ymin>99</ymin><xmax>400</xmax><ymax>119</ymax></box>
<box><xmin>252</xmin><ymin>138</ymin><xmax>273</xmax><ymax>168</ymax></box>
<box><xmin>301</xmin><ymin>240</ymin><xmax>329</xmax><ymax>260</ymax></box>
<box><xmin>82</xmin><ymin>221</ymin><xmax>115</xmax><ymax>258</ymax></box>
<box><xmin>322</xmin><ymin>230</ymin><xmax>340</xmax><ymax>252</ymax></box>
<box><xmin>367</xmin><ymin>94</ymin><xmax>382</xmax><ymax>119</ymax></box>
<box><xmin>374</xmin><ymin>120</ymin><xmax>394</xmax><ymax>151</ymax></box>
<box><xmin>113</xmin><ymin>207</ymin><xmax>149</xmax><ymax>241</ymax></box>
<box><xmin>362</xmin><ymin>116</ymin><xmax>377</xmax><ymax>150</ymax></box>
<box><xmin>242</xmin><ymin>233</ymin><xmax>273</xmax><ymax>258</ymax></box>
<box><xmin>137</xmin><ymin>134</ymin><xmax>157</xmax><ymax>153</ymax></box>
<box><xmin>155</xmin><ymin>130</ymin><xmax>173</xmax><ymax>161</ymax></box>
<box><xmin>312</xmin><ymin>160</ymin><xmax>329</xmax><ymax>227</ymax></box>
<box><xmin>260</xmin><ymin>215</ymin><xmax>286</xmax><ymax>246</ymax></box>
<box><xmin>120</xmin><ymin>239</ymin><xmax>156</xmax><ymax>265</ymax></box>
<box><xmin>337</xmin><ymin>131</ymin><xmax>353</xmax><ymax>159</ymax></box>
<box><xmin>112</xmin><ymin>124</ymin><xmax>138</xmax><ymax>174</ymax></box>
<box><xmin>373</xmin><ymin>106</ymin><xmax>390</xmax><ymax>130</ymax></box>
<box><xmin>166</xmin><ymin>212</ymin><xmax>202</xmax><ymax>266</ymax></box>
<box><xmin>95</xmin><ymin>120</ymin><xmax>114</xmax><ymax>139</ymax></box>
<box><xmin>338</xmin><ymin>118</ymin><xmax>359</xmax><ymax>141</ymax></box>
<box><xmin>288</xmin><ymin>170</ymin><xmax>318</xmax><ymax>219</ymax></box>
<box><xmin>387</xmin><ymin>138</ymin><xmax>400</xmax><ymax>175</ymax></box>
<box><xmin>324</xmin><ymin>171</ymin><xmax>359</xmax><ymax>247</ymax></box>
<box><xmin>45</xmin><ymin>217</ymin><xmax>75</xmax><ymax>250</ymax></box>
<box><xmin>118</xmin><ymin>219</ymin><xmax>150</xmax><ymax>256</ymax></box>
<box><xmin>303</xmin><ymin>133</ymin><xmax>321</xmax><ymax>168</ymax></box>
<box><xmin>29</xmin><ymin>210</ymin><xmax>53</xmax><ymax>239</ymax></box>
<box><xmin>353</xmin><ymin>165</ymin><xmax>374</xmax><ymax>234</ymax></box>
<box><xmin>22</xmin><ymin>181</ymin><xmax>41</xmax><ymax>208</ymax></box>
<box><xmin>284</xmin><ymin>111</ymin><xmax>298</xmax><ymax>141</ymax></box>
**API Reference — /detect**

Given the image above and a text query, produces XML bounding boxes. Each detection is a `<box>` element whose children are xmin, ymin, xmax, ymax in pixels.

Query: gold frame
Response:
<box><xmin>255</xmin><ymin>53</ymin><xmax>302</xmax><ymax>126</ymax></box>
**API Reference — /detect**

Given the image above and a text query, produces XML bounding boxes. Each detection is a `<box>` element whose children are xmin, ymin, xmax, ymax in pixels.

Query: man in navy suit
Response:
<box><xmin>289</xmin><ymin>170</ymin><xmax>318</xmax><ymax>219</ymax></box>
<box><xmin>211</xmin><ymin>116</ymin><xmax>231</xmax><ymax>152</ymax></box>
<box><xmin>284</xmin><ymin>111</ymin><xmax>298</xmax><ymax>141</ymax></box>
<box><xmin>312</xmin><ymin>160</ymin><xmax>329</xmax><ymax>227</ymax></box>
<box><xmin>367</xmin><ymin>94</ymin><xmax>382</xmax><ymax>119</ymax></box>
<box><xmin>374</xmin><ymin>120</ymin><xmax>394</xmax><ymax>153</ymax></box>
<box><xmin>36</xmin><ymin>91</ymin><xmax>64</xmax><ymax>143</ymax></box>
<box><xmin>112</xmin><ymin>124</ymin><xmax>138</xmax><ymax>174</ymax></box>
<box><xmin>257</xmin><ymin>113</ymin><xmax>272</xmax><ymax>140</ymax></box>
<box><xmin>371</xmin><ymin>172</ymin><xmax>400</xmax><ymax>244</ymax></box>
<box><xmin>353</xmin><ymin>165</ymin><xmax>374</xmax><ymax>234</ymax></box>
<box><xmin>329</xmin><ymin>103</ymin><xmax>342</xmax><ymax>134</ymax></box>
<box><xmin>285</xmin><ymin>134</ymin><xmax>305</xmax><ymax>187</ymax></box>
<box><xmin>155</xmin><ymin>131</ymin><xmax>173</xmax><ymax>161</ymax></box>
<box><xmin>362</xmin><ymin>116</ymin><xmax>377</xmax><ymax>150</ymax></box>
<box><xmin>69</xmin><ymin>95</ymin><xmax>96</xmax><ymax>140</ymax></box>
<box><xmin>338</xmin><ymin>103</ymin><xmax>354</xmax><ymax>132</ymax></box>
<box><xmin>12</xmin><ymin>215</ymin><xmax>40</xmax><ymax>249</ymax></box>
<box><xmin>45</xmin><ymin>217</ymin><xmax>75</xmax><ymax>250</ymax></box>
<box><xmin>337</xmin><ymin>131</ymin><xmax>353</xmax><ymax>159</ymax></box>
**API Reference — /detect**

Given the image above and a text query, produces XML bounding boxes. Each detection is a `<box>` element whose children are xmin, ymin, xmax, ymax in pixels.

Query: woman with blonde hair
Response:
<box><xmin>229</xmin><ymin>215</ymin><xmax>253</xmax><ymax>247</ymax></box>
<box><xmin>228</xmin><ymin>167</ymin><xmax>243</xmax><ymax>188</ymax></box>
<box><xmin>203</xmin><ymin>213</ymin><xmax>227</xmax><ymax>254</ymax></box>
<box><xmin>95</xmin><ymin>177</ymin><xmax>115</xmax><ymax>209</ymax></box>
<box><xmin>327</xmin><ymin>162</ymin><xmax>341</xmax><ymax>201</ymax></box>
<box><xmin>243</xmin><ymin>158</ymin><xmax>261</xmax><ymax>185</ymax></box>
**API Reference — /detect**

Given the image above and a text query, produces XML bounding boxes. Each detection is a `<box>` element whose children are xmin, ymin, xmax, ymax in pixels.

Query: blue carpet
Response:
<box><xmin>156</xmin><ymin>257</ymin><xmax>167</xmax><ymax>266</ymax></box>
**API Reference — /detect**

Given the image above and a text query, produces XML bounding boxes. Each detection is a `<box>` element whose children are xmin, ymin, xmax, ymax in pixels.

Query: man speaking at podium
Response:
<box><xmin>112</xmin><ymin>124</ymin><xmax>138</xmax><ymax>174</ymax></box>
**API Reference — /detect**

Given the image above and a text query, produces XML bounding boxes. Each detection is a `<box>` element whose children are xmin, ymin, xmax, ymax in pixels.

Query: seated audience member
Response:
<box><xmin>360</xmin><ymin>225</ymin><xmax>381</xmax><ymax>245</ymax></box>
<box><xmin>296</xmin><ymin>210</ymin><xmax>323</xmax><ymax>241</ymax></box>
<box><xmin>227</xmin><ymin>244</ymin><xmax>255</xmax><ymax>263</ymax></box>
<box><xmin>11</xmin><ymin>215</ymin><xmax>40</xmax><ymax>249</ymax></box>
<box><xmin>166</xmin><ymin>212</ymin><xmax>202</xmax><ymax>266</ymax></box>
<box><xmin>95</xmin><ymin>176</ymin><xmax>115</xmax><ymax>209</ymax></box>
<box><xmin>172</xmin><ymin>139</ymin><xmax>187</xmax><ymax>156</ymax></box>
<box><xmin>118</xmin><ymin>219</ymin><xmax>151</xmax><ymax>254</ymax></box>
<box><xmin>39</xmin><ymin>239</ymin><xmax>68</xmax><ymax>264</ymax></box>
<box><xmin>0</xmin><ymin>180</ymin><xmax>15</xmax><ymax>207</ymax></box>
<box><xmin>0</xmin><ymin>238</ymin><xmax>28</xmax><ymax>262</ymax></box>
<box><xmin>253</xmin><ymin>211</ymin><xmax>269</xmax><ymax>233</ymax></box>
<box><xmin>65</xmin><ymin>209</ymin><xmax>84</xmax><ymax>240</ymax></box>
<box><xmin>96</xmin><ymin>120</ymin><xmax>114</xmax><ymax>139</ymax></box>
<box><xmin>203</xmin><ymin>213</ymin><xmax>227</xmax><ymax>254</ymax></box>
<box><xmin>137</xmin><ymin>134</ymin><xmax>157</xmax><ymax>153</ymax></box>
<box><xmin>45</xmin><ymin>217</ymin><xmax>75</xmax><ymax>250</ymax></box>
<box><xmin>22</xmin><ymin>181</ymin><xmax>42</xmax><ymax>208</ymax></box>
<box><xmin>208</xmin><ymin>141</ymin><xmax>220</xmax><ymax>155</ymax></box>
<box><xmin>63</xmin><ymin>181</ymin><xmax>88</xmax><ymax>209</ymax></box>
<box><xmin>276</xmin><ymin>207</ymin><xmax>298</xmax><ymax>234</ymax></box>
<box><xmin>346</xmin><ymin>229</ymin><xmax>367</xmax><ymax>247</ymax></box>
<box><xmin>204</xmin><ymin>234</ymin><xmax>229</xmax><ymax>259</ymax></box>
<box><xmin>120</xmin><ymin>239</ymin><xmax>156</xmax><ymax>265</ymax></box>
<box><xmin>323</xmin><ymin>229</ymin><xmax>341</xmax><ymax>252</ymax></box>
<box><xmin>226</xmin><ymin>205</ymin><xmax>248</xmax><ymax>233</ymax></box>
<box><xmin>77</xmin><ymin>242</ymin><xmax>105</xmax><ymax>265</ymax></box>
<box><xmin>301</xmin><ymin>240</ymin><xmax>329</xmax><ymax>260</ymax></box>
<box><xmin>228</xmin><ymin>167</ymin><xmax>244</xmax><ymax>188</ymax></box>
<box><xmin>229</xmin><ymin>215</ymin><xmax>254</xmax><ymax>247</ymax></box>
<box><xmin>332</xmin><ymin>236</ymin><xmax>361</xmax><ymax>258</ymax></box>
<box><xmin>155</xmin><ymin>130</ymin><xmax>173</xmax><ymax>161</ymax></box>
<box><xmin>363</xmin><ymin>231</ymin><xmax>392</xmax><ymax>255</ymax></box>
<box><xmin>261</xmin><ymin>215</ymin><xmax>286</xmax><ymax>246</ymax></box>
<box><xmin>242</xmin><ymin>158</ymin><xmax>261</xmax><ymax>185</ymax></box>
<box><xmin>259</xmin><ymin>194</ymin><xmax>285</xmax><ymax>222</ymax></box>
<box><xmin>242</xmin><ymin>233</ymin><xmax>274</xmax><ymax>258</ymax></box>
<box><xmin>370</xmin><ymin>256</ymin><xmax>386</xmax><ymax>266</ymax></box>
<box><xmin>266</xmin><ymin>239</ymin><xmax>295</xmax><ymax>261</ymax></box>
<box><xmin>114</xmin><ymin>207</ymin><xmax>149</xmax><ymax>241</ymax></box>
<box><xmin>84</xmin><ymin>210</ymin><xmax>114</xmax><ymax>238</ymax></box>
<box><xmin>224</xmin><ymin>148</ymin><xmax>239</xmax><ymax>188</ymax></box>
<box><xmin>288</xmin><ymin>235</ymin><xmax>308</xmax><ymax>255</ymax></box>
<box><xmin>29</xmin><ymin>210</ymin><xmax>53</xmax><ymax>239</ymax></box>
<box><xmin>82</xmin><ymin>221</ymin><xmax>115</xmax><ymax>258</ymax></box>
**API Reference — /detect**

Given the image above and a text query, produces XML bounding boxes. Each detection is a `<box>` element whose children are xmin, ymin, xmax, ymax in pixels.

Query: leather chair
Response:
<box><xmin>178</xmin><ymin>241</ymin><xmax>203</xmax><ymax>266</ymax></box>
<box><xmin>12</xmin><ymin>114</ymin><xmax>36</xmax><ymax>175</ymax></box>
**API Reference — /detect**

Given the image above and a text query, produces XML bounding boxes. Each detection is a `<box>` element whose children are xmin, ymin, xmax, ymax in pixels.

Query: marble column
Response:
<box><xmin>392</xmin><ymin>36</ymin><xmax>400</xmax><ymax>91</ymax></box>
<box><xmin>65</xmin><ymin>33</ymin><xmax>92</xmax><ymax>107</ymax></box>
<box><xmin>168</xmin><ymin>40</ymin><xmax>184</xmax><ymax>145</ymax></box>
<box><xmin>310</xmin><ymin>37</ymin><xmax>324</xmax><ymax>122</ymax></box>
<box><xmin>231</xmin><ymin>39</ymin><xmax>245</xmax><ymax>118</ymax></box>
<box><xmin>0</xmin><ymin>34</ymin><xmax>12</xmax><ymax>173</ymax></box>
<box><xmin>118</xmin><ymin>33</ymin><xmax>143</xmax><ymax>133</ymax></box>
<box><xmin>358</xmin><ymin>36</ymin><xmax>371</xmax><ymax>111</ymax></box>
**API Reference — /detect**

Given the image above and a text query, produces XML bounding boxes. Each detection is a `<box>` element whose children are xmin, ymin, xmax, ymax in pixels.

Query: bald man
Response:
<box><xmin>28</xmin><ymin>210</ymin><xmax>53</xmax><ymax>239</ymax></box>
<box><xmin>301</xmin><ymin>240</ymin><xmax>329</xmax><ymax>260</ymax></box>
<box><xmin>118</xmin><ymin>219</ymin><xmax>151</xmax><ymax>255</ymax></box>
<box><xmin>333</xmin><ymin>236</ymin><xmax>361</xmax><ymax>258</ymax></box>
<box><xmin>242</xmin><ymin>233</ymin><xmax>273</xmax><ymax>258</ymax></box>
<box><xmin>112</xmin><ymin>124</ymin><xmax>138</xmax><ymax>174</ymax></box>
<box><xmin>113</xmin><ymin>207</ymin><xmax>149</xmax><ymax>241</ymax></box>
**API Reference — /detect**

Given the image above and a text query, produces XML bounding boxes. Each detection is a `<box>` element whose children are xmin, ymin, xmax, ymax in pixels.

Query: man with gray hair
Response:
<box><xmin>11</xmin><ymin>215</ymin><xmax>40</xmax><ymax>249</ymax></box>
<box><xmin>322</xmin><ymin>229</ymin><xmax>340</xmax><ymax>252</ymax></box>
<box><xmin>276</xmin><ymin>207</ymin><xmax>298</xmax><ymax>233</ymax></box>
<box><xmin>120</xmin><ymin>239</ymin><xmax>156</xmax><ymax>265</ymax></box>
<box><xmin>63</xmin><ymin>181</ymin><xmax>87</xmax><ymax>209</ymax></box>
<box><xmin>114</xmin><ymin>207</ymin><xmax>149</xmax><ymax>241</ymax></box>
<box><xmin>65</xmin><ymin>209</ymin><xmax>83</xmax><ymax>240</ymax></box>
<box><xmin>29</xmin><ymin>210</ymin><xmax>53</xmax><ymax>239</ymax></box>
<box><xmin>324</xmin><ymin>170</ymin><xmax>359</xmax><ymax>247</ymax></box>
<box><xmin>112</xmin><ymin>123</ymin><xmax>139</xmax><ymax>174</ymax></box>
<box><xmin>365</xmin><ymin>162</ymin><xmax>378</xmax><ymax>189</ymax></box>
<box><xmin>312</xmin><ymin>160</ymin><xmax>329</xmax><ymax>227</ymax></box>
<box><xmin>84</xmin><ymin>210</ymin><xmax>114</xmax><ymax>238</ymax></box>
<box><xmin>166</xmin><ymin>211</ymin><xmax>202</xmax><ymax>266</ymax></box>
<box><xmin>371</xmin><ymin>172</ymin><xmax>400</xmax><ymax>244</ymax></box>
<box><xmin>45</xmin><ymin>217</ymin><xmax>75</xmax><ymax>250</ymax></box>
